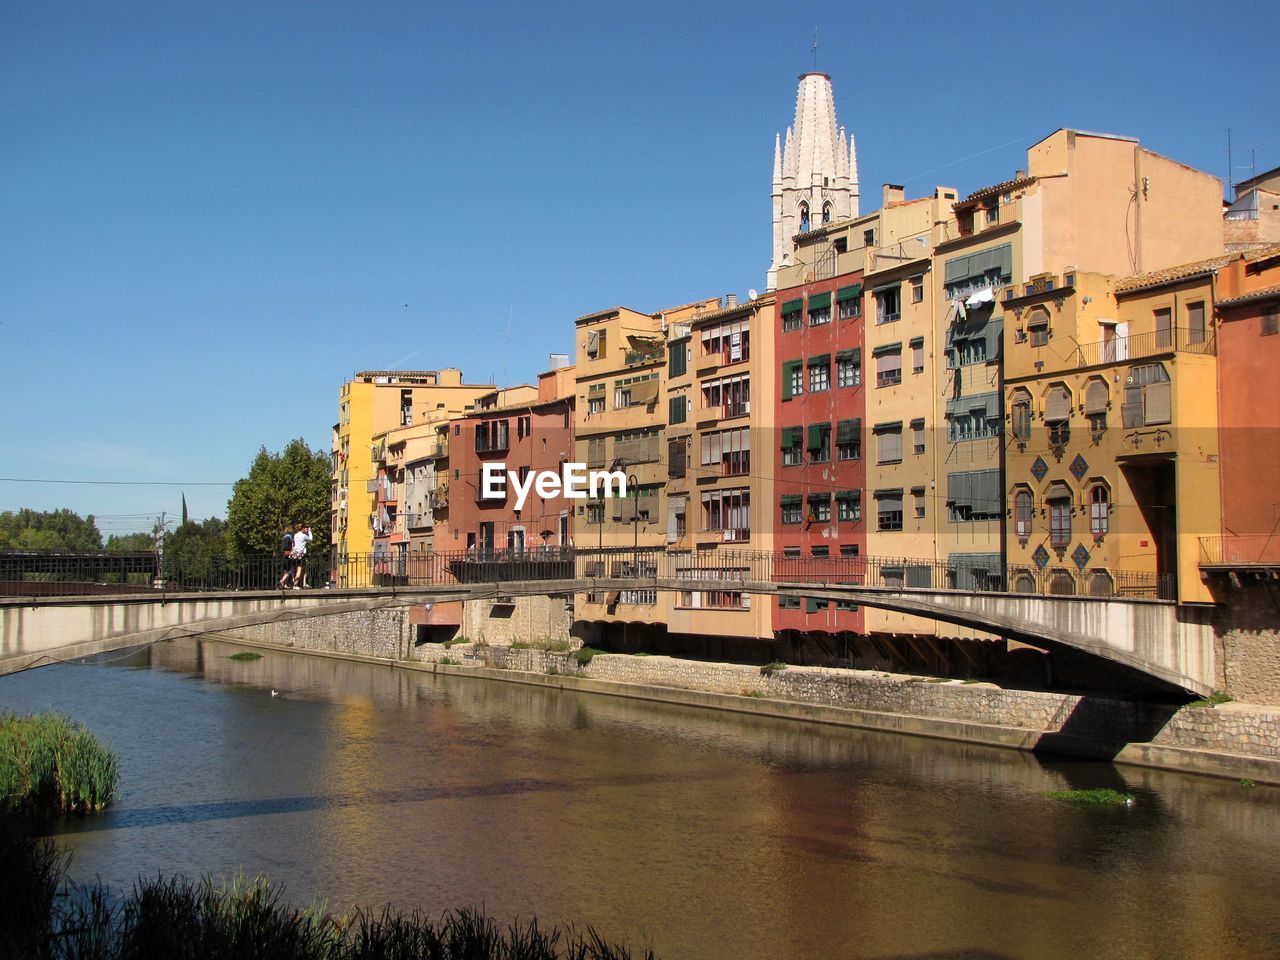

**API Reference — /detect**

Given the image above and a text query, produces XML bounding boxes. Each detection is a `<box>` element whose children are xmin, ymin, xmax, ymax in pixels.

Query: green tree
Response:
<box><xmin>225</xmin><ymin>439</ymin><xmax>330</xmax><ymax>556</ymax></box>
<box><xmin>105</xmin><ymin>532</ymin><xmax>156</xmax><ymax>553</ymax></box>
<box><xmin>162</xmin><ymin>517</ymin><xmax>228</xmax><ymax>579</ymax></box>
<box><xmin>0</xmin><ymin>509</ymin><xmax>103</xmax><ymax>551</ymax></box>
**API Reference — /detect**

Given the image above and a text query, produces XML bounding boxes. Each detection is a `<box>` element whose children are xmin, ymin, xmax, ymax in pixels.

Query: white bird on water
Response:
<box><xmin>271</xmin><ymin>690</ymin><xmax>279</xmax><ymax>698</ymax></box>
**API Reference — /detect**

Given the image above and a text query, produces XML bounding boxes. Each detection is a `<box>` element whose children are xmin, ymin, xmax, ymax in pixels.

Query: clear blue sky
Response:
<box><xmin>1</xmin><ymin>0</ymin><xmax>1272</xmax><ymax>536</ymax></box>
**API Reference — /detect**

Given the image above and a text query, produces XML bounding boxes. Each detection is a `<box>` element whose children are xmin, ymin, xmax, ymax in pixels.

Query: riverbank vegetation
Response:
<box><xmin>0</xmin><ymin>814</ymin><xmax>656</xmax><ymax>960</ymax></box>
<box><xmin>1045</xmin><ymin>787</ymin><xmax>1135</xmax><ymax>806</ymax></box>
<box><xmin>228</xmin><ymin>651</ymin><xmax>263</xmax><ymax>662</ymax></box>
<box><xmin>0</xmin><ymin>713</ymin><xmax>118</xmax><ymax>816</ymax></box>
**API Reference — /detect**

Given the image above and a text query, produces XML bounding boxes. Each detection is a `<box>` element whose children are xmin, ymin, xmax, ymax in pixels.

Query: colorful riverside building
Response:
<box><xmin>332</xmin><ymin>369</ymin><xmax>493</xmax><ymax>566</ymax></box>
<box><xmin>570</xmin><ymin>298</ymin><xmax>718</xmax><ymax>646</ymax></box>
<box><xmin>664</xmin><ymin>294</ymin><xmax>777</xmax><ymax>654</ymax></box>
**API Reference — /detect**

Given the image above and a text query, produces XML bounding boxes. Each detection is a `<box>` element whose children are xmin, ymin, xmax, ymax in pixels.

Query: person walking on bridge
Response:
<box><xmin>291</xmin><ymin>524</ymin><xmax>312</xmax><ymax>588</ymax></box>
<box><xmin>278</xmin><ymin>526</ymin><xmax>296</xmax><ymax>589</ymax></box>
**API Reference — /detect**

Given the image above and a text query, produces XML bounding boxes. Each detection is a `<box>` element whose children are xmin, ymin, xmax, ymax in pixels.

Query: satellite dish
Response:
<box><xmin>748</xmin><ymin>289</ymin><xmax>759</xmax><ymax>301</ymax></box>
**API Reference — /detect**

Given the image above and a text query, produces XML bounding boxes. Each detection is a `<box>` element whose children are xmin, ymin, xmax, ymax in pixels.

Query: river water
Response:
<box><xmin>3</xmin><ymin>637</ymin><xmax>1279</xmax><ymax>959</ymax></box>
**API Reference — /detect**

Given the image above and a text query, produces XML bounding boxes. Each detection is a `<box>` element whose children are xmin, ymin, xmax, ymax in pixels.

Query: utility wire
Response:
<box><xmin>0</xmin><ymin>477</ymin><xmax>233</xmax><ymax>486</ymax></box>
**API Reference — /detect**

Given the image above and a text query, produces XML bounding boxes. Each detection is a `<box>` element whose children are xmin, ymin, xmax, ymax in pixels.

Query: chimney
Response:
<box><xmin>725</xmin><ymin>293</ymin><xmax>738</xmax><ymax>307</ymax></box>
<box><xmin>883</xmin><ymin>183</ymin><xmax>905</xmax><ymax>206</ymax></box>
<box><xmin>548</xmin><ymin>353</ymin><xmax>569</xmax><ymax>370</ymax></box>
<box><xmin>1016</xmin><ymin>169</ymin><xmax>1027</xmax><ymax>181</ymax></box>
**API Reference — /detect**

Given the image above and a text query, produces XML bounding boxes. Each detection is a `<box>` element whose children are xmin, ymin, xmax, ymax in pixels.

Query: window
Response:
<box><xmin>837</xmin><ymin>285</ymin><xmax>863</xmax><ymax>319</ymax></box>
<box><xmin>822</xmin><ymin>202</ymin><xmax>832</xmax><ymax>224</ymax></box>
<box><xmin>586</xmin><ymin>329</ymin><xmax>606</xmax><ymax>360</ymax></box>
<box><xmin>984</xmin><ymin>199</ymin><xmax>999</xmax><ymax>226</ymax></box>
<box><xmin>700</xmin><ymin>427</ymin><xmax>751</xmax><ymax>476</ymax></box>
<box><xmin>840</xmin><ymin>544</ymin><xmax>859</xmax><ymax>557</ymax></box>
<box><xmin>782</xmin><ymin>300</ymin><xmax>803</xmax><ymax>332</ymax></box>
<box><xmin>1123</xmin><ymin>363</ymin><xmax>1171</xmax><ymax>427</ymax></box>
<box><xmin>1014</xmin><ymin>489</ymin><xmax>1032</xmax><ymax>541</ymax></box>
<box><xmin>516</xmin><ymin>415</ymin><xmax>531</xmax><ymax>440</ymax></box>
<box><xmin>586</xmin><ymin>501</ymin><xmax>604</xmax><ymax>525</ymax></box>
<box><xmin>808</xmin><ymin>355</ymin><xmax>831</xmax><ymax>392</ymax></box>
<box><xmin>669</xmin><ymin>340</ymin><xmax>688</xmax><ymax>377</ymax></box>
<box><xmin>782</xmin><ymin>359</ymin><xmax>804</xmax><ymax>400</ymax></box>
<box><xmin>876</xmin><ymin>491</ymin><xmax>903</xmax><ymax>532</ymax></box>
<box><xmin>1155</xmin><ymin>308</ymin><xmax>1172</xmax><ymax>350</ymax></box>
<box><xmin>1084</xmin><ymin>379</ymin><xmax>1107</xmax><ymax>438</ymax></box>
<box><xmin>778</xmin><ymin>594</ymin><xmax>801</xmax><ymax>608</ymax></box>
<box><xmin>807</xmin><ymin>492</ymin><xmax>831</xmax><ymax>523</ymax></box>
<box><xmin>875</xmin><ymin>423</ymin><xmax>903</xmax><ymax>464</ymax></box>
<box><xmin>811</xmin><ymin>545</ymin><xmax>830</xmax><ymax>558</ymax></box>
<box><xmin>874</xmin><ymin>345</ymin><xmax>902</xmax><ymax>387</ymax></box>
<box><xmin>1048</xmin><ymin>489</ymin><xmax>1072</xmax><ymax>550</ymax></box>
<box><xmin>1044</xmin><ymin>385</ymin><xmax>1072</xmax><ymax>424</ymax></box>
<box><xmin>1264</xmin><ymin>306</ymin><xmax>1279</xmax><ymax>336</ymax></box>
<box><xmin>781</xmin><ymin>426</ymin><xmax>803</xmax><ymax>466</ymax></box>
<box><xmin>836</xmin><ymin>491</ymin><xmax>861</xmax><ymax>522</ymax></box>
<box><xmin>863</xmin><ymin>228</ymin><xmax>875</xmax><ymax>247</ymax></box>
<box><xmin>783</xmin><ymin>547</ymin><xmax>801</xmax><ymax>560</ymax></box>
<box><xmin>947</xmin><ymin>469</ymin><xmax>1001</xmax><ymax>522</ymax></box>
<box><xmin>781</xmin><ymin>495</ymin><xmax>803</xmax><ymax>525</ymax></box>
<box><xmin>1011</xmin><ymin>391</ymin><xmax>1032</xmax><ymax>442</ymax></box>
<box><xmin>808</xmin><ymin>292</ymin><xmax>832</xmax><ymax>326</ymax></box>
<box><xmin>614</xmin><ymin>374</ymin><xmax>657</xmax><ymax>409</ymax></box>
<box><xmin>947</xmin><ymin>393</ymin><xmax>1000</xmax><ymax>442</ymax></box>
<box><xmin>911</xmin><ymin>338</ymin><xmax>925</xmax><ymax>374</ymax></box>
<box><xmin>808</xmin><ymin>422</ymin><xmax>832</xmax><ymax>462</ymax></box>
<box><xmin>587</xmin><ymin>383</ymin><xmax>606</xmax><ymax>416</ymax></box>
<box><xmin>1090</xmin><ymin>485</ymin><xmax>1110</xmax><ymax>538</ymax></box>
<box><xmin>911</xmin><ymin>419</ymin><xmax>925</xmax><ymax>455</ymax></box>
<box><xmin>799</xmin><ymin>203</ymin><xmax>810</xmax><ymax>233</ymax></box>
<box><xmin>834</xmin><ymin>237</ymin><xmax>847</xmax><ymax>254</ymax></box>
<box><xmin>875</xmin><ymin>286</ymin><xmax>901</xmax><ymax>324</ymax></box>
<box><xmin>669</xmin><ymin>395</ymin><xmax>687</xmax><ymax>425</ymax></box>
<box><xmin>836</xmin><ymin>419</ymin><xmax>861</xmax><ymax>461</ymax></box>
<box><xmin>1030</xmin><ymin>320</ymin><xmax>1050</xmax><ymax>347</ymax></box>
<box><xmin>910</xmin><ymin>275</ymin><xmax>924</xmax><ymax>303</ymax></box>
<box><xmin>837</xmin><ymin>349</ymin><xmax>861</xmax><ymax>388</ymax></box>
<box><xmin>668</xmin><ymin>438</ymin><xmax>686</xmax><ymax>479</ymax></box>
<box><xmin>702</xmin><ymin>488</ymin><xmax>750</xmax><ymax>538</ymax></box>
<box><xmin>1187</xmin><ymin>302</ymin><xmax>1206</xmax><ymax>345</ymax></box>
<box><xmin>913</xmin><ymin>487</ymin><xmax>926</xmax><ymax>518</ymax></box>
<box><xmin>702</xmin><ymin>374</ymin><xmax>750</xmax><ymax>418</ymax></box>
<box><xmin>702</xmin><ymin>319</ymin><xmax>750</xmax><ymax>363</ymax></box>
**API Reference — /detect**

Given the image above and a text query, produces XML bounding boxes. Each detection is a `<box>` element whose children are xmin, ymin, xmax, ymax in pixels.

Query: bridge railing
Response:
<box><xmin>0</xmin><ymin>547</ymin><xmax>1173</xmax><ymax>601</ymax></box>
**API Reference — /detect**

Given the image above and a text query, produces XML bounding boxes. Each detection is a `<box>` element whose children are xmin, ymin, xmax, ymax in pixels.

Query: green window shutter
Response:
<box><xmin>836</xmin><ymin>284</ymin><xmax>862</xmax><ymax>302</ymax></box>
<box><xmin>780</xmin><ymin>494</ymin><xmax>802</xmax><ymax>507</ymax></box>
<box><xmin>779</xmin><ymin>427</ymin><xmax>797</xmax><ymax>451</ymax></box>
<box><xmin>834</xmin><ymin>489</ymin><xmax>858</xmax><ymax>501</ymax></box>
<box><xmin>808</xmin><ymin>423</ymin><xmax>826</xmax><ymax>450</ymax></box>
<box><xmin>836</xmin><ymin>419</ymin><xmax>858</xmax><ymax>444</ymax></box>
<box><xmin>669</xmin><ymin>396</ymin><xmax>686</xmax><ymax>424</ymax></box>
<box><xmin>781</xmin><ymin>298</ymin><xmax>803</xmax><ymax>315</ymax></box>
<box><xmin>806</xmin><ymin>596</ymin><xmax>823</xmax><ymax>614</ymax></box>
<box><xmin>668</xmin><ymin>341</ymin><xmax>687</xmax><ymax>377</ymax></box>
<box><xmin>808</xmin><ymin>353</ymin><xmax>831</xmax><ymax>367</ymax></box>
<box><xmin>835</xmin><ymin>349</ymin><xmax>855</xmax><ymax>362</ymax></box>
<box><xmin>808</xmin><ymin>292</ymin><xmax>832</xmax><ymax>311</ymax></box>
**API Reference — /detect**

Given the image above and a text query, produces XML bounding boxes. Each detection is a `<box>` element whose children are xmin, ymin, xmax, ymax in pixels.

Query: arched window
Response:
<box><xmin>1087</xmin><ymin>570</ymin><xmax>1114</xmax><ymax>597</ymax></box>
<box><xmin>1014</xmin><ymin>571</ymin><xmax>1036</xmax><ymax>594</ymax></box>
<box><xmin>1045</xmin><ymin>384</ymin><xmax>1072</xmax><ymax>450</ymax></box>
<box><xmin>1050</xmin><ymin>570</ymin><xmax>1076</xmax><ymax>595</ymax></box>
<box><xmin>822</xmin><ymin>202</ymin><xmax>832</xmax><ymax>224</ymax></box>
<box><xmin>1090</xmin><ymin>484</ymin><xmax>1110</xmax><ymax>538</ymax></box>
<box><xmin>1084</xmin><ymin>378</ymin><xmax>1108</xmax><ymax>438</ymax></box>
<box><xmin>1011</xmin><ymin>389</ymin><xmax>1032</xmax><ymax>442</ymax></box>
<box><xmin>799</xmin><ymin>203</ymin><xmax>810</xmax><ymax>233</ymax></box>
<box><xmin>1014</xmin><ymin>488</ymin><xmax>1033</xmax><ymax>541</ymax></box>
<box><xmin>1046</xmin><ymin>481</ymin><xmax>1072</xmax><ymax>550</ymax></box>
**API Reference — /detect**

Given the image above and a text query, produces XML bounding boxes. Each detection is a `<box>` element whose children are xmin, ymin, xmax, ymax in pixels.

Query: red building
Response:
<box><xmin>440</xmin><ymin>366</ymin><xmax>576</xmax><ymax>557</ymax></box>
<box><xmin>1213</xmin><ymin>245</ymin><xmax>1280</xmax><ymax>562</ymax></box>
<box><xmin>772</xmin><ymin>270</ymin><xmax>867</xmax><ymax>641</ymax></box>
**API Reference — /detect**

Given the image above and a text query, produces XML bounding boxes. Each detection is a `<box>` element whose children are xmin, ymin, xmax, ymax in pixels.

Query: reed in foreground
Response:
<box><xmin>0</xmin><ymin>712</ymin><xmax>119</xmax><ymax>816</ymax></box>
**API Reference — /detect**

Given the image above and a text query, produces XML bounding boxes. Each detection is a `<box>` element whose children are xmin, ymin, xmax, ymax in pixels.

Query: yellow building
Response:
<box><xmin>332</xmin><ymin>369</ymin><xmax>493</xmax><ymax>559</ymax></box>
<box><xmin>571</xmin><ymin>298</ymin><xmax>717</xmax><ymax>643</ymax></box>
<box><xmin>1003</xmin><ymin>260</ymin><xmax>1225</xmax><ymax>603</ymax></box>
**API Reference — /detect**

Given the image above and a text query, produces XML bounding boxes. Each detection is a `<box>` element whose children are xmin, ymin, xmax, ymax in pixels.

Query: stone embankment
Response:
<box><xmin>220</xmin><ymin>610</ymin><xmax>1280</xmax><ymax>785</ymax></box>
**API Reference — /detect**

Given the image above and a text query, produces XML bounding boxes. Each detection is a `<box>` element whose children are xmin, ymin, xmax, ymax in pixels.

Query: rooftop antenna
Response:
<box><xmin>812</xmin><ymin>27</ymin><xmax>818</xmax><ymax>70</ymax></box>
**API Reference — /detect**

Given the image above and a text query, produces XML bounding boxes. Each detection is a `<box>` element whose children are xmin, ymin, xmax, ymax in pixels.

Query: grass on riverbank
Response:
<box><xmin>1045</xmin><ymin>788</ymin><xmax>1135</xmax><ymax>806</ymax></box>
<box><xmin>0</xmin><ymin>713</ymin><xmax>119</xmax><ymax>817</ymax></box>
<box><xmin>0</xmin><ymin>813</ymin><xmax>657</xmax><ymax>960</ymax></box>
<box><xmin>227</xmin><ymin>651</ymin><xmax>263</xmax><ymax>662</ymax></box>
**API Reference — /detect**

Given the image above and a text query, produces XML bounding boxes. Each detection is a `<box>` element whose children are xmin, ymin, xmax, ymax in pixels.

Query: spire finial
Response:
<box><xmin>812</xmin><ymin>27</ymin><xmax>818</xmax><ymax>70</ymax></box>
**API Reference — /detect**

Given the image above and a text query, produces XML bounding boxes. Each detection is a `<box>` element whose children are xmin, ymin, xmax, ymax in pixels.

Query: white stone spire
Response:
<box><xmin>767</xmin><ymin>73</ymin><xmax>859</xmax><ymax>291</ymax></box>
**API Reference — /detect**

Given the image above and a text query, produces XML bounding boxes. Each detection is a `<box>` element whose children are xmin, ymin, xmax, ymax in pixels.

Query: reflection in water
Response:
<box><xmin>2</xmin><ymin>637</ymin><xmax>1279</xmax><ymax>960</ymax></box>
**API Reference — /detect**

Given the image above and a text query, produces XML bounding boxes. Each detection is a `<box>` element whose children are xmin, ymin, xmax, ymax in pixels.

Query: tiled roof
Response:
<box><xmin>957</xmin><ymin>177</ymin><xmax>1036</xmax><ymax>206</ymax></box>
<box><xmin>1115</xmin><ymin>254</ymin><xmax>1236</xmax><ymax>294</ymax></box>
<box><xmin>1217</xmin><ymin>284</ymin><xmax>1280</xmax><ymax>308</ymax></box>
<box><xmin>1244</xmin><ymin>243</ymin><xmax>1280</xmax><ymax>264</ymax></box>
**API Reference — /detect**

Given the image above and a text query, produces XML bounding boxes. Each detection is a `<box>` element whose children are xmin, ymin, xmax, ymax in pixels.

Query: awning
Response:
<box><xmin>834</xmin><ymin>489</ymin><xmax>860</xmax><ymax>501</ymax></box>
<box><xmin>808</xmin><ymin>353</ymin><xmax>831</xmax><ymax>366</ymax></box>
<box><xmin>836</xmin><ymin>284</ymin><xmax>863</xmax><ymax>302</ymax></box>
<box><xmin>808</xmin><ymin>291</ymin><xmax>832</xmax><ymax>311</ymax></box>
<box><xmin>780</xmin><ymin>494</ymin><xmax>803</xmax><ymax>507</ymax></box>
<box><xmin>630</xmin><ymin>378</ymin><xmax>659</xmax><ymax>404</ymax></box>
<box><xmin>836</xmin><ymin>419</ymin><xmax>860</xmax><ymax>443</ymax></box>
<box><xmin>965</xmin><ymin>286</ymin><xmax>995</xmax><ymax>307</ymax></box>
<box><xmin>781</xmin><ymin>299</ymin><xmax>803</xmax><ymax>315</ymax></box>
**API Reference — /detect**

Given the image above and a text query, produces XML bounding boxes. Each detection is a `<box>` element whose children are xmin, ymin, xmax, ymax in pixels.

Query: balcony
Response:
<box><xmin>1073</xmin><ymin>327</ymin><xmax>1216</xmax><ymax>368</ymax></box>
<box><xmin>1199</xmin><ymin>535</ymin><xmax>1280</xmax><ymax>568</ymax></box>
<box><xmin>624</xmin><ymin>341</ymin><xmax>664</xmax><ymax>366</ymax></box>
<box><xmin>404</xmin><ymin>512</ymin><xmax>432</xmax><ymax>530</ymax></box>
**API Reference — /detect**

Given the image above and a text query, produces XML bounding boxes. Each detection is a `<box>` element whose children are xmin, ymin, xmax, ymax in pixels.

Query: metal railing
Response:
<box><xmin>1074</xmin><ymin>327</ymin><xmax>1216</xmax><ymax>367</ymax></box>
<box><xmin>1199</xmin><ymin>535</ymin><xmax>1280</xmax><ymax>567</ymax></box>
<box><xmin>0</xmin><ymin>547</ymin><xmax>1174</xmax><ymax>602</ymax></box>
